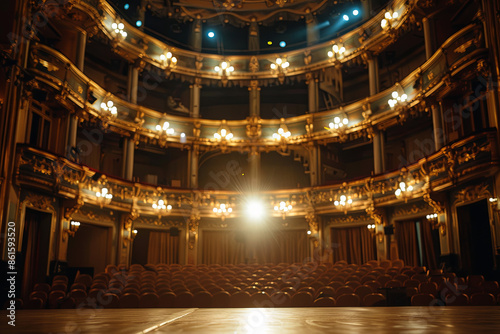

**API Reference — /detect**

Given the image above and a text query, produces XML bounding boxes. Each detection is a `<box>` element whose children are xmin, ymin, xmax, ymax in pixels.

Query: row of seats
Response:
<box><xmin>23</xmin><ymin>260</ymin><xmax>500</xmax><ymax>308</ymax></box>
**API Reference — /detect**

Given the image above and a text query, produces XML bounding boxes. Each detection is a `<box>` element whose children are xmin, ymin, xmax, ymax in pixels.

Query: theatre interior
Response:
<box><xmin>1</xmin><ymin>0</ymin><xmax>500</xmax><ymax>332</ymax></box>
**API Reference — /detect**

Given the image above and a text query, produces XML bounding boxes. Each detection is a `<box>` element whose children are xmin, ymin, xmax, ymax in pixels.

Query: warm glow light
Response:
<box><xmin>246</xmin><ymin>199</ymin><xmax>265</xmax><ymax>221</ymax></box>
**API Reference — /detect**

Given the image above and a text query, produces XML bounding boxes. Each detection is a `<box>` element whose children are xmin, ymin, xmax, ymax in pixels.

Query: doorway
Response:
<box><xmin>67</xmin><ymin>223</ymin><xmax>111</xmax><ymax>275</ymax></box>
<box><xmin>457</xmin><ymin>199</ymin><xmax>495</xmax><ymax>275</ymax></box>
<box><xmin>20</xmin><ymin>208</ymin><xmax>52</xmax><ymax>299</ymax></box>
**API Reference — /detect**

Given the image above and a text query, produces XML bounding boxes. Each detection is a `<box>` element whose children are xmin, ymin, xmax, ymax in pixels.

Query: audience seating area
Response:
<box><xmin>22</xmin><ymin>260</ymin><xmax>500</xmax><ymax>309</ymax></box>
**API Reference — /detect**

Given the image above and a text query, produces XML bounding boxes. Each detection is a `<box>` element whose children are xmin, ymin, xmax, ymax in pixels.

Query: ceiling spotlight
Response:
<box><xmin>353</xmin><ymin>9</ymin><xmax>359</xmax><ymax>16</ymax></box>
<box><xmin>208</xmin><ymin>31</ymin><xmax>215</xmax><ymax>38</ymax></box>
<box><xmin>343</xmin><ymin>14</ymin><xmax>349</xmax><ymax>21</ymax></box>
<box><xmin>268</xmin><ymin>41</ymin><xmax>272</xmax><ymax>45</ymax></box>
<box><xmin>124</xmin><ymin>4</ymin><xmax>130</xmax><ymax>10</ymax></box>
<box><xmin>279</xmin><ymin>41</ymin><xmax>286</xmax><ymax>48</ymax></box>
<box><xmin>136</xmin><ymin>20</ymin><xmax>142</xmax><ymax>27</ymax></box>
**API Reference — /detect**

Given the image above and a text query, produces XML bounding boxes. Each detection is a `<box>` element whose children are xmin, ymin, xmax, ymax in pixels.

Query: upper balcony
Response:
<box><xmin>28</xmin><ymin>22</ymin><xmax>487</xmax><ymax>150</ymax></box>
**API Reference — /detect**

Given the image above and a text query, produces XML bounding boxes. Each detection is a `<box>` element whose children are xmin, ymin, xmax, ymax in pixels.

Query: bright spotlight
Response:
<box><xmin>208</xmin><ymin>31</ymin><xmax>215</xmax><ymax>38</ymax></box>
<box><xmin>124</xmin><ymin>4</ymin><xmax>130</xmax><ymax>10</ymax></box>
<box><xmin>353</xmin><ymin>9</ymin><xmax>359</xmax><ymax>16</ymax></box>
<box><xmin>279</xmin><ymin>41</ymin><xmax>286</xmax><ymax>48</ymax></box>
<box><xmin>343</xmin><ymin>14</ymin><xmax>350</xmax><ymax>21</ymax></box>
<box><xmin>136</xmin><ymin>20</ymin><xmax>142</xmax><ymax>27</ymax></box>
<box><xmin>267</xmin><ymin>41</ymin><xmax>272</xmax><ymax>45</ymax></box>
<box><xmin>246</xmin><ymin>199</ymin><xmax>265</xmax><ymax>221</ymax></box>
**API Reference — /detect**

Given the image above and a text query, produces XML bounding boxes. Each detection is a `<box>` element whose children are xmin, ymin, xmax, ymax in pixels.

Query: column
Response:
<box><xmin>190</xmin><ymin>81</ymin><xmax>201</xmax><ymax>118</ymax></box>
<box><xmin>66</xmin><ymin>30</ymin><xmax>87</xmax><ymax>157</ymax></box>
<box><xmin>306</xmin><ymin>14</ymin><xmax>319</xmax><ymax>46</ymax></box>
<box><xmin>248</xmin><ymin>82</ymin><xmax>261</xmax><ymax>190</ymax></box>
<box><xmin>190</xmin><ymin>145</ymin><xmax>199</xmax><ymax>188</ymax></box>
<box><xmin>249</xmin><ymin>148</ymin><xmax>260</xmax><ymax>191</ymax></box>
<box><xmin>422</xmin><ymin>17</ymin><xmax>436</xmax><ymax>60</ymax></box>
<box><xmin>190</xmin><ymin>18</ymin><xmax>203</xmax><ymax>52</ymax></box>
<box><xmin>122</xmin><ymin>138</ymin><xmax>135</xmax><ymax>181</ymax></box>
<box><xmin>432</xmin><ymin>104</ymin><xmax>444</xmax><ymax>151</ymax></box>
<box><xmin>367</xmin><ymin>55</ymin><xmax>379</xmax><ymax>96</ymax></box>
<box><xmin>309</xmin><ymin>146</ymin><xmax>321</xmax><ymax>186</ymax></box>
<box><xmin>249</xmin><ymin>81</ymin><xmax>260</xmax><ymax>117</ymax></box>
<box><xmin>361</xmin><ymin>0</ymin><xmax>372</xmax><ymax>20</ymax></box>
<box><xmin>373</xmin><ymin>130</ymin><xmax>385</xmax><ymax>174</ymax></box>
<box><xmin>248</xmin><ymin>21</ymin><xmax>259</xmax><ymax>52</ymax></box>
<box><xmin>307</xmin><ymin>76</ymin><xmax>319</xmax><ymax>113</ymax></box>
<box><xmin>128</xmin><ymin>65</ymin><xmax>139</xmax><ymax>104</ymax></box>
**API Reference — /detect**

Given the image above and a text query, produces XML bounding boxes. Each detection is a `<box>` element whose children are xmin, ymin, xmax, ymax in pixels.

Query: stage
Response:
<box><xmin>2</xmin><ymin>307</ymin><xmax>500</xmax><ymax>333</ymax></box>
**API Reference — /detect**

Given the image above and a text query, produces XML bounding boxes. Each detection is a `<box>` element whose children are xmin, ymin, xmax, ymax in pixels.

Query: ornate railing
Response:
<box><xmin>28</xmin><ymin>23</ymin><xmax>486</xmax><ymax>150</ymax></box>
<box><xmin>70</xmin><ymin>0</ymin><xmax>411</xmax><ymax>82</ymax></box>
<box><xmin>15</xmin><ymin>130</ymin><xmax>498</xmax><ymax>219</ymax></box>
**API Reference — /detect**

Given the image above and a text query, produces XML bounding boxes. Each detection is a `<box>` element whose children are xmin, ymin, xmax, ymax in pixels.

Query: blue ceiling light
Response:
<box><xmin>124</xmin><ymin>4</ymin><xmax>130</xmax><ymax>10</ymax></box>
<box><xmin>343</xmin><ymin>14</ymin><xmax>350</xmax><ymax>21</ymax></box>
<box><xmin>279</xmin><ymin>41</ymin><xmax>286</xmax><ymax>48</ymax></box>
<box><xmin>353</xmin><ymin>9</ymin><xmax>359</xmax><ymax>16</ymax></box>
<box><xmin>208</xmin><ymin>31</ymin><xmax>215</xmax><ymax>38</ymax></box>
<box><xmin>136</xmin><ymin>20</ymin><xmax>142</xmax><ymax>27</ymax></box>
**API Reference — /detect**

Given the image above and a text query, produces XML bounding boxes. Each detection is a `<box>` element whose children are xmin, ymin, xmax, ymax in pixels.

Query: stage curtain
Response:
<box><xmin>254</xmin><ymin>230</ymin><xmax>308</xmax><ymax>264</ymax></box>
<box><xmin>420</xmin><ymin>221</ymin><xmax>437</xmax><ymax>269</ymax></box>
<box><xmin>201</xmin><ymin>231</ymin><xmax>247</xmax><ymax>265</ymax></box>
<box><xmin>330</xmin><ymin>226</ymin><xmax>376</xmax><ymax>264</ymax></box>
<box><xmin>147</xmin><ymin>231</ymin><xmax>179</xmax><ymax>264</ymax></box>
<box><xmin>395</xmin><ymin>220</ymin><xmax>419</xmax><ymax>267</ymax></box>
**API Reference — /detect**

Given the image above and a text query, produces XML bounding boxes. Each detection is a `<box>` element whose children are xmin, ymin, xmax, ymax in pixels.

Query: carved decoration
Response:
<box><xmin>455</xmin><ymin>183</ymin><xmax>491</xmax><ymax>204</ymax></box>
<box><xmin>64</xmin><ymin>196</ymin><xmax>84</xmax><ymax>220</ymax></box>
<box><xmin>366</xmin><ymin>204</ymin><xmax>383</xmax><ymax>225</ymax></box>
<box><xmin>23</xmin><ymin>192</ymin><xmax>55</xmax><ymax>212</ymax></box>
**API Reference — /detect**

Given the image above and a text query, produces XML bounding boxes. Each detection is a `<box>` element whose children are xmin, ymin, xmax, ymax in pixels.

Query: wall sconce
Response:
<box><xmin>111</xmin><ymin>22</ymin><xmax>127</xmax><ymax>38</ymax></box>
<box><xmin>100</xmin><ymin>100</ymin><xmax>117</xmax><ymax>116</ymax></box>
<box><xmin>367</xmin><ymin>223</ymin><xmax>384</xmax><ymax>243</ymax></box>
<box><xmin>426</xmin><ymin>213</ymin><xmax>446</xmax><ymax>236</ymax></box>
<box><xmin>270</xmin><ymin>57</ymin><xmax>289</xmax><ymax>84</ymax></box>
<box><xmin>96</xmin><ymin>187</ymin><xmax>113</xmax><ymax>207</ymax></box>
<box><xmin>395</xmin><ymin>181</ymin><xmax>413</xmax><ymax>202</ymax></box>
<box><xmin>63</xmin><ymin>220</ymin><xmax>80</xmax><ymax>241</ymax></box>
<box><xmin>273</xmin><ymin>118</ymin><xmax>291</xmax><ymax>140</ymax></box>
<box><xmin>213</xmin><ymin>202</ymin><xmax>233</xmax><ymax>221</ymax></box>
<box><xmin>274</xmin><ymin>201</ymin><xmax>292</xmax><ymax>219</ymax></box>
<box><xmin>328</xmin><ymin>43</ymin><xmax>346</xmax><ymax>60</ymax></box>
<box><xmin>489</xmin><ymin>197</ymin><xmax>499</xmax><ymax>211</ymax></box>
<box><xmin>388</xmin><ymin>88</ymin><xmax>408</xmax><ymax>109</ymax></box>
<box><xmin>152</xmin><ymin>199</ymin><xmax>172</xmax><ymax>217</ymax></box>
<box><xmin>381</xmin><ymin>10</ymin><xmax>399</xmax><ymax>29</ymax></box>
<box><xmin>215</xmin><ymin>61</ymin><xmax>234</xmax><ymax>86</ymax></box>
<box><xmin>124</xmin><ymin>229</ymin><xmax>138</xmax><ymax>246</ymax></box>
<box><xmin>160</xmin><ymin>51</ymin><xmax>177</xmax><ymax>68</ymax></box>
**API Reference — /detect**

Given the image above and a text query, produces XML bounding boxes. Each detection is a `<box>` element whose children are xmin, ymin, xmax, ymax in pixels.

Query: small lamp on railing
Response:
<box><xmin>152</xmin><ymin>199</ymin><xmax>172</xmax><ymax>217</ymax></box>
<box><xmin>395</xmin><ymin>181</ymin><xmax>413</xmax><ymax>201</ymax></box>
<box><xmin>213</xmin><ymin>203</ymin><xmax>233</xmax><ymax>221</ymax></box>
<box><xmin>274</xmin><ymin>201</ymin><xmax>292</xmax><ymax>219</ymax></box>
<box><xmin>270</xmin><ymin>57</ymin><xmax>289</xmax><ymax>84</ymax></box>
<box><xmin>215</xmin><ymin>61</ymin><xmax>234</xmax><ymax>86</ymax></box>
<box><xmin>329</xmin><ymin>114</ymin><xmax>349</xmax><ymax>130</ymax></box>
<box><xmin>367</xmin><ymin>223</ymin><xmax>384</xmax><ymax>242</ymax></box>
<box><xmin>101</xmin><ymin>100</ymin><xmax>118</xmax><ymax>116</ymax></box>
<box><xmin>156</xmin><ymin>121</ymin><xmax>174</xmax><ymax>135</ymax></box>
<box><xmin>214</xmin><ymin>120</ymin><xmax>233</xmax><ymax>141</ymax></box>
<box><xmin>96</xmin><ymin>187</ymin><xmax>113</xmax><ymax>207</ymax></box>
<box><xmin>111</xmin><ymin>22</ymin><xmax>127</xmax><ymax>38</ymax></box>
<box><xmin>388</xmin><ymin>90</ymin><xmax>408</xmax><ymax>109</ymax></box>
<box><xmin>328</xmin><ymin>43</ymin><xmax>346</xmax><ymax>60</ymax></box>
<box><xmin>160</xmin><ymin>51</ymin><xmax>177</xmax><ymax>68</ymax></box>
<box><xmin>381</xmin><ymin>10</ymin><xmax>399</xmax><ymax>29</ymax></box>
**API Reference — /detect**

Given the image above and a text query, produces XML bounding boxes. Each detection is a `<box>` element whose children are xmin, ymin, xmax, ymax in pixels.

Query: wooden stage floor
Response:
<box><xmin>2</xmin><ymin>307</ymin><xmax>500</xmax><ymax>333</ymax></box>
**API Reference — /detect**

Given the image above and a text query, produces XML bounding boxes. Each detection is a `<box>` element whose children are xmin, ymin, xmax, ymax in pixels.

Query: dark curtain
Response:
<box><xmin>420</xmin><ymin>220</ymin><xmax>438</xmax><ymax>269</ymax></box>
<box><xmin>201</xmin><ymin>230</ymin><xmax>247</xmax><ymax>265</ymax></box>
<box><xmin>395</xmin><ymin>220</ymin><xmax>419</xmax><ymax>267</ymax></box>
<box><xmin>254</xmin><ymin>230</ymin><xmax>308</xmax><ymax>264</ymax></box>
<box><xmin>331</xmin><ymin>226</ymin><xmax>376</xmax><ymax>264</ymax></box>
<box><xmin>147</xmin><ymin>231</ymin><xmax>179</xmax><ymax>264</ymax></box>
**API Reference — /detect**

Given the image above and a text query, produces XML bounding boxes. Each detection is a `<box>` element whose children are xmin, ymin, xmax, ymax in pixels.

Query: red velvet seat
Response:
<box><xmin>313</xmin><ymin>297</ymin><xmax>336</xmax><ymax>307</ymax></box>
<box><xmin>336</xmin><ymin>293</ymin><xmax>360</xmax><ymax>307</ymax></box>
<box><xmin>363</xmin><ymin>293</ymin><xmax>386</xmax><ymax>306</ymax></box>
